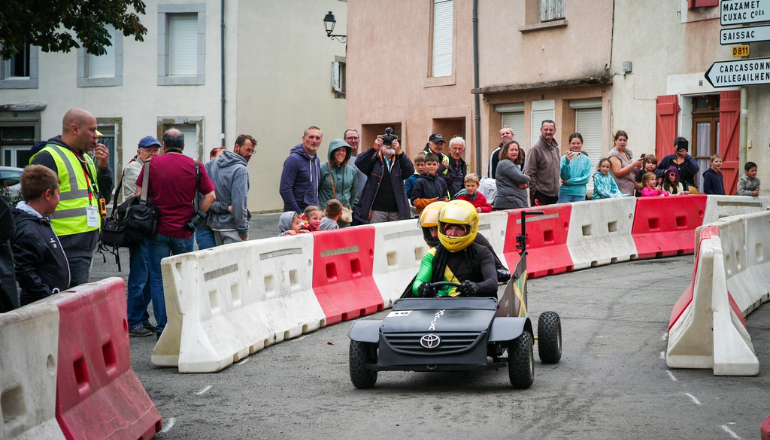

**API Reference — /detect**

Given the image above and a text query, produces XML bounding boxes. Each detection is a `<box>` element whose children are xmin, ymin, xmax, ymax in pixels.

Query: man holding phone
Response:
<box><xmin>656</xmin><ymin>137</ymin><xmax>699</xmax><ymax>190</ymax></box>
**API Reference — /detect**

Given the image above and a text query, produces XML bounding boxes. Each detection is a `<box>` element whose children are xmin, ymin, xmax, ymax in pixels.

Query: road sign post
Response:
<box><xmin>705</xmin><ymin>57</ymin><xmax>770</xmax><ymax>88</ymax></box>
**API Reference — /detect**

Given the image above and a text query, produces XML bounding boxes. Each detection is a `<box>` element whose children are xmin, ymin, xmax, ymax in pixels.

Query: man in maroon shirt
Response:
<box><xmin>136</xmin><ymin>129</ymin><xmax>216</xmax><ymax>336</ymax></box>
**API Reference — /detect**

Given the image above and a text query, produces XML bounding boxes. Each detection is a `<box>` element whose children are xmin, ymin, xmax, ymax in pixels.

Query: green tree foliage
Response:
<box><xmin>0</xmin><ymin>0</ymin><xmax>147</xmax><ymax>59</ymax></box>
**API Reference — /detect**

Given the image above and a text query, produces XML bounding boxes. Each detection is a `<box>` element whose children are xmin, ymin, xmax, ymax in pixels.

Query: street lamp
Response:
<box><xmin>323</xmin><ymin>11</ymin><xmax>347</xmax><ymax>43</ymax></box>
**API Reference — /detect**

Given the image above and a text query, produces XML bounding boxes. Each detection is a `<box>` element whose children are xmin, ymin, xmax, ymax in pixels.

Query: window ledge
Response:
<box><xmin>424</xmin><ymin>74</ymin><xmax>456</xmax><ymax>88</ymax></box>
<box><xmin>519</xmin><ymin>19</ymin><xmax>568</xmax><ymax>33</ymax></box>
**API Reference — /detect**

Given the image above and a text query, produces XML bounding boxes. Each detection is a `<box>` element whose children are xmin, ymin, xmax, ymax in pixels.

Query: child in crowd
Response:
<box><xmin>320</xmin><ymin>199</ymin><xmax>343</xmax><ymax>230</ymax></box>
<box><xmin>737</xmin><ymin>161</ymin><xmax>760</xmax><ymax>196</ymax></box>
<box><xmin>702</xmin><ymin>154</ymin><xmax>725</xmax><ymax>195</ymax></box>
<box><xmin>640</xmin><ymin>172</ymin><xmax>669</xmax><ymax>197</ymax></box>
<box><xmin>405</xmin><ymin>154</ymin><xmax>426</xmax><ymax>199</ymax></box>
<box><xmin>455</xmin><ymin>173</ymin><xmax>492</xmax><ymax>213</ymax></box>
<box><xmin>593</xmin><ymin>158</ymin><xmax>629</xmax><ymax>199</ymax></box>
<box><xmin>303</xmin><ymin>205</ymin><xmax>324</xmax><ymax>232</ymax></box>
<box><xmin>661</xmin><ymin>166</ymin><xmax>688</xmax><ymax>195</ymax></box>
<box><xmin>12</xmin><ymin>165</ymin><xmax>70</xmax><ymax>306</ymax></box>
<box><xmin>634</xmin><ymin>155</ymin><xmax>658</xmax><ymax>196</ymax></box>
<box><xmin>410</xmin><ymin>153</ymin><xmax>448</xmax><ymax>214</ymax></box>
<box><xmin>278</xmin><ymin>211</ymin><xmax>303</xmax><ymax>236</ymax></box>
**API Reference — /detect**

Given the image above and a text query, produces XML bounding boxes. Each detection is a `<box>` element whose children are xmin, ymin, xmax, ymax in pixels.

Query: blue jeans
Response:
<box><xmin>127</xmin><ymin>239</ymin><xmax>152</xmax><ymax>329</ymax></box>
<box><xmin>196</xmin><ymin>228</ymin><xmax>216</xmax><ymax>250</ymax></box>
<box><xmin>147</xmin><ymin>233</ymin><xmax>194</xmax><ymax>332</ymax></box>
<box><xmin>557</xmin><ymin>194</ymin><xmax>586</xmax><ymax>204</ymax></box>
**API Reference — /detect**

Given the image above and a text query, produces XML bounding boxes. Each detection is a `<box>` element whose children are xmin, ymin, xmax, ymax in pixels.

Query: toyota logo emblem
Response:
<box><xmin>420</xmin><ymin>334</ymin><xmax>441</xmax><ymax>349</ymax></box>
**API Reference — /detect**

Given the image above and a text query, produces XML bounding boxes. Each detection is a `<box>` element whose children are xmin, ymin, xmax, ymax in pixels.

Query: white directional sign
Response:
<box><xmin>720</xmin><ymin>24</ymin><xmax>770</xmax><ymax>44</ymax></box>
<box><xmin>705</xmin><ymin>57</ymin><xmax>770</xmax><ymax>87</ymax></box>
<box><xmin>721</xmin><ymin>0</ymin><xmax>770</xmax><ymax>26</ymax></box>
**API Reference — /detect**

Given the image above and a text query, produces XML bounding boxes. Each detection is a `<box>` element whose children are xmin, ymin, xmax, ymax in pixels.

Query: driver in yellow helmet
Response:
<box><xmin>419</xmin><ymin>201</ymin><xmax>510</xmax><ymax>282</ymax></box>
<box><xmin>412</xmin><ymin>200</ymin><xmax>498</xmax><ymax>297</ymax></box>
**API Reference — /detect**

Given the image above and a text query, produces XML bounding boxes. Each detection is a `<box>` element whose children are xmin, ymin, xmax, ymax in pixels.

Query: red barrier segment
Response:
<box><xmin>503</xmin><ymin>205</ymin><xmax>573</xmax><ymax>279</ymax></box>
<box><xmin>53</xmin><ymin>279</ymin><xmax>162</xmax><ymax>440</ymax></box>
<box><xmin>312</xmin><ymin>227</ymin><xmax>384</xmax><ymax>325</ymax></box>
<box><xmin>761</xmin><ymin>414</ymin><xmax>770</xmax><ymax>440</ymax></box>
<box><xmin>632</xmin><ymin>195</ymin><xmax>707</xmax><ymax>259</ymax></box>
<box><xmin>668</xmin><ymin>225</ymin><xmax>719</xmax><ymax>330</ymax></box>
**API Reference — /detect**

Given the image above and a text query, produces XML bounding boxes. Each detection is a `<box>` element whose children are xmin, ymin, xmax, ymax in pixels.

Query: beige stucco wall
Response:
<box><xmin>0</xmin><ymin>0</ymin><xmax>239</xmax><ymax>179</ymax></box>
<box><xmin>346</xmin><ymin>0</ymin><xmax>476</xmax><ymax>168</ymax></box>
<box><xmin>237</xmin><ymin>0</ymin><xmax>348</xmax><ymax>212</ymax></box>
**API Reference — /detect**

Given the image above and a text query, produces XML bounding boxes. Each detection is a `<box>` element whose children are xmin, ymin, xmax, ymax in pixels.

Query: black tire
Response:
<box><xmin>508</xmin><ymin>331</ymin><xmax>534</xmax><ymax>389</ymax></box>
<box><xmin>537</xmin><ymin>311</ymin><xmax>562</xmax><ymax>364</ymax></box>
<box><xmin>349</xmin><ymin>340</ymin><xmax>378</xmax><ymax>389</ymax></box>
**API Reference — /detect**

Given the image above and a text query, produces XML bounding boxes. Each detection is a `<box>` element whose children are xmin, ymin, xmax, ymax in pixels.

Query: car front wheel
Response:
<box><xmin>349</xmin><ymin>340</ymin><xmax>378</xmax><ymax>389</ymax></box>
<box><xmin>508</xmin><ymin>331</ymin><xmax>534</xmax><ymax>389</ymax></box>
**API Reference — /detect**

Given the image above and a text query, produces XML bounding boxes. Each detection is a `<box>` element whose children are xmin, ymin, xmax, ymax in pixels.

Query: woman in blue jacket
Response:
<box><xmin>558</xmin><ymin>133</ymin><xmax>592</xmax><ymax>203</ymax></box>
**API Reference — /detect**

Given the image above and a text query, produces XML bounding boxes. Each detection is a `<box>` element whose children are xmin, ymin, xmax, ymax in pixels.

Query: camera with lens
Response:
<box><xmin>381</xmin><ymin>127</ymin><xmax>398</xmax><ymax>147</ymax></box>
<box><xmin>185</xmin><ymin>209</ymin><xmax>208</xmax><ymax>231</ymax></box>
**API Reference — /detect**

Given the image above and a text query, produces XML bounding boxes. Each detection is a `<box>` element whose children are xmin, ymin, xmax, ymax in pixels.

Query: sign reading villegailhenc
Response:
<box><xmin>705</xmin><ymin>57</ymin><xmax>770</xmax><ymax>87</ymax></box>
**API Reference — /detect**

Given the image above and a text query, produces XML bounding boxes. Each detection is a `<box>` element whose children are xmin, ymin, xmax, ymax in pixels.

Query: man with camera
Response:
<box><xmin>207</xmin><ymin>134</ymin><xmax>256</xmax><ymax>245</ymax></box>
<box><xmin>136</xmin><ymin>128</ymin><xmax>216</xmax><ymax>337</ymax></box>
<box><xmin>30</xmin><ymin>108</ymin><xmax>114</xmax><ymax>288</ymax></box>
<box><xmin>354</xmin><ymin>128</ymin><xmax>414</xmax><ymax>224</ymax></box>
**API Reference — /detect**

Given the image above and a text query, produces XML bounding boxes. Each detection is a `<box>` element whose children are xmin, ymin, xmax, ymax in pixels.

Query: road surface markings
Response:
<box><xmin>160</xmin><ymin>417</ymin><xmax>176</xmax><ymax>433</ymax></box>
<box><xmin>667</xmin><ymin>371</ymin><xmax>677</xmax><ymax>381</ymax></box>
<box><xmin>236</xmin><ymin>358</ymin><xmax>249</xmax><ymax>366</ymax></box>
<box><xmin>292</xmin><ymin>335</ymin><xmax>308</xmax><ymax>342</ymax></box>
<box><xmin>721</xmin><ymin>424</ymin><xmax>741</xmax><ymax>439</ymax></box>
<box><xmin>685</xmin><ymin>393</ymin><xmax>701</xmax><ymax>405</ymax></box>
<box><xmin>196</xmin><ymin>385</ymin><xmax>212</xmax><ymax>395</ymax></box>
<box><xmin>659</xmin><ymin>351</ymin><xmax>665</xmax><ymax>360</ymax></box>
<box><xmin>662</xmin><ymin>332</ymin><xmax>668</xmax><ymax>341</ymax></box>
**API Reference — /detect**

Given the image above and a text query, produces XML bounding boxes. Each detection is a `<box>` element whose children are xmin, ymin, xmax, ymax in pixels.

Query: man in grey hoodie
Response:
<box><xmin>207</xmin><ymin>134</ymin><xmax>256</xmax><ymax>245</ymax></box>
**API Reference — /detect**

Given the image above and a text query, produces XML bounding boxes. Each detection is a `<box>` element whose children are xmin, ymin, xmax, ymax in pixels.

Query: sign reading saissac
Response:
<box><xmin>705</xmin><ymin>57</ymin><xmax>770</xmax><ymax>87</ymax></box>
<box><xmin>721</xmin><ymin>0</ymin><xmax>770</xmax><ymax>26</ymax></box>
<box><xmin>720</xmin><ymin>24</ymin><xmax>770</xmax><ymax>44</ymax></box>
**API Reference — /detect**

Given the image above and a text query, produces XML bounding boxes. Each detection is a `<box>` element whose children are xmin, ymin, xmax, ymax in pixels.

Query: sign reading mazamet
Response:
<box><xmin>721</xmin><ymin>0</ymin><xmax>769</xmax><ymax>25</ymax></box>
<box><xmin>705</xmin><ymin>57</ymin><xmax>770</xmax><ymax>87</ymax></box>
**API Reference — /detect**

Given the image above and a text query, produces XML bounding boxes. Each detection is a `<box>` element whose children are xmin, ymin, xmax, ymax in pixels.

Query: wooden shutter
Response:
<box><xmin>655</xmin><ymin>95</ymin><xmax>679</xmax><ymax>159</ymax></box>
<box><xmin>168</xmin><ymin>14</ymin><xmax>198</xmax><ymax>76</ymax></box>
<box><xmin>88</xmin><ymin>26</ymin><xmax>115</xmax><ymax>78</ymax></box>
<box><xmin>575</xmin><ymin>107</ymin><xmax>602</xmax><ymax>193</ymax></box>
<box><xmin>688</xmin><ymin>0</ymin><xmax>719</xmax><ymax>9</ymax></box>
<box><xmin>719</xmin><ymin>91</ymin><xmax>741</xmax><ymax>194</ymax></box>
<box><xmin>432</xmin><ymin>0</ymin><xmax>453</xmax><ymax>77</ymax></box>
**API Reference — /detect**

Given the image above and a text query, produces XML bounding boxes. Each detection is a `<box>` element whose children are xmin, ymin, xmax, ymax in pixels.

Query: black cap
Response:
<box><xmin>429</xmin><ymin>133</ymin><xmax>445</xmax><ymax>143</ymax></box>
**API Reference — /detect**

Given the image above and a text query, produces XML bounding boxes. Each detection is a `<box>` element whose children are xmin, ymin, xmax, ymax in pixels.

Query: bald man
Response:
<box><xmin>30</xmin><ymin>108</ymin><xmax>114</xmax><ymax>288</ymax></box>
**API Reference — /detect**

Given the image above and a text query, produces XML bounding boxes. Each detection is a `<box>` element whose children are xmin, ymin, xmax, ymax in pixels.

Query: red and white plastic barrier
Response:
<box><xmin>371</xmin><ymin>219</ymin><xmax>430</xmax><ymax>307</ymax></box>
<box><xmin>762</xmin><ymin>414</ymin><xmax>770</xmax><ymax>440</ymax></box>
<box><xmin>567</xmin><ymin>197</ymin><xmax>638</xmax><ymax>269</ymax></box>
<box><xmin>503</xmin><ymin>205</ymin><xmax>573</xmax><ymax>278</ymax></box>
<box><xmin>632</xmin><ymin>195</ymin><xmax>706</xmax><ymax>259</ymax></box>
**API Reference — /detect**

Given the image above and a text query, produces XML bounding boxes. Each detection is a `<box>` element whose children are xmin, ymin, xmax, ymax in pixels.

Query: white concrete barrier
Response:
<box><xmin>152</xmin><ymin>235</ymin><xmax>325</xmax><ymax>373</ymax></box>
<box><xmin>566</xmin><ymin>197</ymin><xmax>638</xmax><ymax>270</ymax></box>
<box><xmin>0</xmin><ymin>303</ymin><xmax>65</xmax><ymax>440</ymax></box>
<box><xmin>743</xmin><ymin>210</ymin><xmax>770</xmax><ymax>311</ymax></box>
<box><xmin>702</xmin><ymin>195</ymin><xmax>770</xmax><ymax>225</ymax></box>
<box><xmin>477</xmin><ymin>211</ymin><xmax>509</xmax><ymax>267</ymax></box>
<box><xmin>371</xmin><ymin>219</ymin><xmax>429</xmax><ymax>307</ymax></box>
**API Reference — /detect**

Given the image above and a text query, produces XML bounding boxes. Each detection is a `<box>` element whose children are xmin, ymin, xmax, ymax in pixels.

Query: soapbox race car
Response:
<box><xmin>348</xmin><ymin>211</ymin><xmax>562</xmax><ymax>389</ymax></box>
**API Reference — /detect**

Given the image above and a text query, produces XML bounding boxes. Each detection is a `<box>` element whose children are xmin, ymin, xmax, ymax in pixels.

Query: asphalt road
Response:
<box><xmin>117</xmin><ymin>255</ymin><xmax>770</xmax><ymax>440</ymax></box>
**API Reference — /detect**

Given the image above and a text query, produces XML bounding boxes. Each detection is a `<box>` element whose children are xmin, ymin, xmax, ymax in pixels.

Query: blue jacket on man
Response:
<box><xmin>354</xmin><ymin>147</ymin><xmax>414</xmax><ymax>224</ymax></box>
<box><xmin>280</xmin><ymin>144</ymin><xmax>321</xmax><ymax>213</ymax></box>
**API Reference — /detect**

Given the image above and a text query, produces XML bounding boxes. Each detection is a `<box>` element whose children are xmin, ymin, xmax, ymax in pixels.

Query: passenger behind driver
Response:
<box><xmin>412</xmin><ymin>200</ymin><xmax>498</xmax><ymax>298</ymax></box>
<box><xmin>419</xmin><ymin>200</ymin><xmax>510</xmax><ymax>283</ymax></box>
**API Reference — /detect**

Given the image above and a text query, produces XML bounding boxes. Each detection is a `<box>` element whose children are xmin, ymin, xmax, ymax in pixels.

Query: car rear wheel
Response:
<box><xmin>349</xmin><ymin>340</ymin><xmax>378</xmax><ymax>389</ymax></box>
<box><xmin>508</xmin><ymin>331</ymin><xmax>534</xmax><ymax>389</ymax></box>
<box><xmin>537</xmin><ymin>311</ymin><xmax>562</xmax><ymax>364</ymax></box>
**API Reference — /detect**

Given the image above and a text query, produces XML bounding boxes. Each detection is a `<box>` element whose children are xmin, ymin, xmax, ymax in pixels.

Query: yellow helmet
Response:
<box><xmin>438</xmin><ymin>200</ymin><xmax>479</xmax><ymax>252</ymax></box>
<box><xmin>418</xmin><ymin>201</ymin><xmax>447</xmax><ymax>247</ymax></box>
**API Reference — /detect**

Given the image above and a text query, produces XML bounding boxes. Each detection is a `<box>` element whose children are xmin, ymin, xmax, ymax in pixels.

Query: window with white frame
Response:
<box><xmin>0</xmin><ymin>43</ymin><xmax>38</xmax><ymax>89</ymax></box>
<box><xmin>540</xmin><ymin>0</ymin><xmax>565</xmax><ymax>22</ymax></box>
<box><xmin>431</xmin><ymin>0</ymin><xmax>453</xmax><ymax>77</ymax></box>
<box><xmin>530</xmin><ymin>100</ymin><xmax>555</xmax><ymax>149</ymax></box>
<box><xmin>78</xmin><ymin>25</ymin><xmax>123</xmax><ymax>87</ymax></box>
<box><xmin>158</xmin><ymin>4</ymin><xmax>205</xmax><ymax>86</ymax></box>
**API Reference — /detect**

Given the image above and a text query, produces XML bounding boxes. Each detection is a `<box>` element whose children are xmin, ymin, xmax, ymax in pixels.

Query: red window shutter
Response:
<box><xmin>655</xmin><ymin>95</ymin><xmax>679</xmax><ymax>159</ymax></box>
<box><xmin>689</xmin><ymin>0</ymin><xmax>718</xmax><ymax>9</ymax></box>
<box><xmin>719</xmin><ymin>91</ymin><xmax>741</xmax><ymax>194</ymax></box>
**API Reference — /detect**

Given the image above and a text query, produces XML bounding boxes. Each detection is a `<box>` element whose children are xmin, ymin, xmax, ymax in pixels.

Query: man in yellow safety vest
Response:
<box><xmin>30</xmin><ymin>108</ymin><xmax>114</xmax><ymax>288</ymax></box>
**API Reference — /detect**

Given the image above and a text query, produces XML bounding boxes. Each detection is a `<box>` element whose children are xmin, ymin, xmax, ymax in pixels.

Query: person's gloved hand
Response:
<box><xmin>497</xmin><ymin>269</ymin><xmax>511</xmax><ymax>283</ymax></box>
<box><xmin>417</xmin><ymin>283</ymin><xmax>437</xmax><ymax>298</ymax></box>
<box><xmin>458</xmin><ymin>280</ymin><xmax>479</xmax><ymax>297</ymax></box>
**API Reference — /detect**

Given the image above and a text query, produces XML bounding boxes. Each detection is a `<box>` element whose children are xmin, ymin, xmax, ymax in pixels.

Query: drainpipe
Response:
<box><xmin>472</xmin><ymin>0</ymin><xmax>482</xmax><ymax>176</ymax></box>
<box><xmin>739</xmin><ymin>87</ymin><xmax>747</xmax><ymax>172</ymax></box>
<box><xmin>220</xmin><ymin>0</ymin><xmax>226</xmax><ymax>148</ymax></box>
